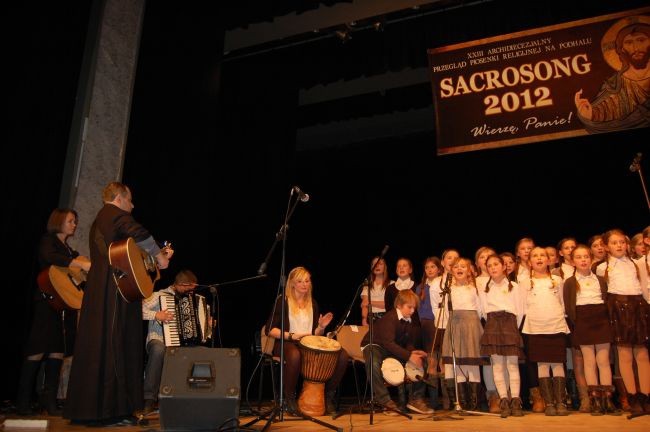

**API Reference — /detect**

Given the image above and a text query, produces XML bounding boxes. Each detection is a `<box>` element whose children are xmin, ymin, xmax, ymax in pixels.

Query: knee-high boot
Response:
<box><xmin>441</xmin><ymin>377</ymin><xmax>450</xmax><ymax>409</ymax></box>
<box><xmin>577</xmin><ymin>385</ymin><xmax>591</xmax><ymax>413</ymax></box>
<box><xmin>428</xmin><ymin>385</ymin><xmax>439</xmax><ymax>410</ymax></box>
<box><xmin>467</xmin><ymin>382</ymin><xmax>480</xmax><ymax>411</ymax></box>
<box><xmin>553</xmin><ymin>377</ymin><xmax>569</xmax><ymax>416</ymax></box>
<box><xmin>16</xmin><ymin>360</ymin><xmax>41</xmax><ymax>415</ymax></box>
<box><xmin>444</xmin><ymin>379</ymin><xmax>456</xmax><ymax>410</ymax></box>
<box><xmin>457</xmin><ymin>381</ymin><xmax>469</xmax><ymax>414</ymax></box>
<box><xmin>41</xmin><ymin>358</ymin><xmax>62</xmax><ymax>415</ymax></box>
<box><xmin>539</xmin><ymin>377</ymin><xmax>556</xmax><ymax>416</ymax></box>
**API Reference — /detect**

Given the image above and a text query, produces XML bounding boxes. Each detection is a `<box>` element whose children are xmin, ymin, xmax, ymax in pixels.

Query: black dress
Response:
<box><xmin>24</xmin><ymin>233</ymin><xmax>79</xmax><ymax>356</ymax></box>
<box><xmin>64</xmin><ymin>204</ymin><xmax>157</xmax><ymax>422</ymax></box>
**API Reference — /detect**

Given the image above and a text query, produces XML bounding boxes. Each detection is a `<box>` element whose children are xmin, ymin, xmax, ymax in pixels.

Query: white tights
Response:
<box><xmin>580</xmin><ymin>343</ymin><xmax>612</xmax><ymax>386</ymax></box>
<box><xmin>491</xmin><ymin>354</ymin><xmax>520</xmax><ymax>398</ymax></box>
<box><xmin>538</xmin><ymin>362</ymin><xmax>565</xmax><ymax>378</ymax></box>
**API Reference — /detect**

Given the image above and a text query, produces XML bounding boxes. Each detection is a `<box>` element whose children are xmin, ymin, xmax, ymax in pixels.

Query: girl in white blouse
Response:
<box><xmin>479</xmin><ymin>254</ymin><xmax>525</xmax><ymax>417</ymax></box>
<box><xmin>474</xmin><ymin>246</ymin><xmax>499</xmax><ymax>414</ymax></box>
<box><xmin>441</xmin><ymin>257</ymin><xmax>485</xmax><ymax>411</ymax></box>
<box><xmin>563</xmin><ymin>245</ymin><xmax>619</xmax><ymax>415</ymax></box>
<box><xmin>596</xmin><ymin>229</ymin><xmax>650</xmax><ymax>416</ymax></box>
<box><xmin>520</xmin><ymin>247</ymin><xmax>570</xmax><ymax>416</ymax></box>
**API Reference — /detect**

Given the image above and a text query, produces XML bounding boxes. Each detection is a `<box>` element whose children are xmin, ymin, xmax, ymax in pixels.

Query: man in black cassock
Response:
<box><xmin>63</xmin><ymin>182</ymin><xmax>171</xmax><ymax>426</ymax></box>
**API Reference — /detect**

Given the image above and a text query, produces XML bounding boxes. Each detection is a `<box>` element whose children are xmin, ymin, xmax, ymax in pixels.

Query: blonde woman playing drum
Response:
<box><xmin>266</xmin><ymin>267</ymin><xmax>349</xmax><ymax>416</ymax></box>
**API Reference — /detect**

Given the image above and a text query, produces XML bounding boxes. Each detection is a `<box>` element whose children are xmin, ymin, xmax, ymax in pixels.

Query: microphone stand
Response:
<box><xmin>242</xmin><ymin>188</ymin><xmax>341</xmax><ymax>432</ymax></box>
<box><xmin>629</xmin><ymin>153</ymin><xmax>650</xmax><ymax>214</ymax></box>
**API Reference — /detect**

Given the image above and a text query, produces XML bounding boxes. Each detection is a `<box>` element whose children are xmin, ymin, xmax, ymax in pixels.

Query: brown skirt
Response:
<box><xmin>527</xmin><ymin>333</ymin><xmax>567</xmax><ymax>363</ymax></box>
<box><xmin>480</xmin><ymin>311</ymin><xmax>524</xmax><ymax>358</ymax></box>
<box><xmin>442</xmin><ymin>310</ymin><xmax>489</xmax><ymax>365</ymax></box>
<box><xmin>606</xmin><ymin>294</ymin><xmax>650</xmax><ymax>346</ymax></box>
<box><xmin>572</xmin><ymin>303</ymin><xmax>613</xmax><ymax>346</ymax></box>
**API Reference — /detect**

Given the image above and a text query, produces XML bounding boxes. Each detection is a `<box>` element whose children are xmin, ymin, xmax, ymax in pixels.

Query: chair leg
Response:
<box><xmin>258</xmin><ymin>359</ymin><xmax>265</xmax><ymax>411</ymax></box>
<box><xmin>270</xmin><ymin>359</ymin><xmax>278</xmax><ymax>402</ymax></box>
<box><xmin>351</xmin><ymin>361</ymin><xmax>362</xmax><ymax>407</ymax></box>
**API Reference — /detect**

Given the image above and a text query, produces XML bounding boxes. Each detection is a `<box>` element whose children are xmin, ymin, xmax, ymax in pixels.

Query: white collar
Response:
<box><xmin>396</xmin><ymin>309</ymin><xmax>411</xmax><ymax>323</ymax></box>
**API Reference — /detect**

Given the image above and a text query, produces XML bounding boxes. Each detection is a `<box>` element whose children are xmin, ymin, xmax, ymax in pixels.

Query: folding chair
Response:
<box><xmin>335</xmin><ymin>324</ymin><xmax>369</xmax><ymax>407</ymax></box>
<box><xmin>254</xmin><ymin>325</ymin><xmax>280</xmax><ymax>410</ymax></box>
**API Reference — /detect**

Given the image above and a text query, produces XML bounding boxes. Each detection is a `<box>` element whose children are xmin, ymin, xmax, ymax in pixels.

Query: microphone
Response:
<box><xmin>379</xmin><ymin>245</ymin><xmax>390</xmax><ymax>259</ymax></box>
<box><xmin>292</xmin><ymin>186</ymin><xmax>310</xmax><ymax>202</ymax></box>
<box><xmin>630</xmin><ymin>153</ymin><xmax>642</xmax><ymax>172</ymax></box>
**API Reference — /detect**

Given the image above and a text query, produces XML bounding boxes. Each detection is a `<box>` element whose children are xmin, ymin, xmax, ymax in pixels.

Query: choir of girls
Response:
<box><xmin>360</xmin><ymin>226</ymin><xmax>650</xmax><ymax>417</ymax></box>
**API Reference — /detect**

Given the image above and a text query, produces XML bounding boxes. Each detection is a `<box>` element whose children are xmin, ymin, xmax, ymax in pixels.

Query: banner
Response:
<box><xmin>428</xmin><ymin>7</ymin><xmax>650</xmax><ymax>155</ymax></box>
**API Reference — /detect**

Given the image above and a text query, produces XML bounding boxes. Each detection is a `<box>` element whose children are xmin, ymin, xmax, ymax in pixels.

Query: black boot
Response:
<box><xmin>457</xmin><ymin>381</ymin><xmax>469</xmax><ymax>414</ymax></box>
<box><xmin>565</xmin><ymin>369</ymin><xmax>578</xmax><ymax>410</ymax></box>
<box><xmin>539</xmin><ymin>377</ymin><xmax>556</xmax><ymax>416</ymax></box>
<box><xmin>601</xmin><ymin>385</ymin><xmax>621</xmax><ymax>416</ymax></box>
<box><xmin>628</xmin><ymin>393</ymin><xmax>644</xmax><ymax>416</ymax></box>
<box><xmin>636</xmin><ymin>393</ymin><xmax>650</xmax><ymax>415</ymax></box>
<box><xmin>553</xmin><ymin>377</ymin><xmax>569</xmax><ymax>416</ymax></box>
<box><xmin>588</xmin><ymin>385</ymin><xmax>603</xmax><ymax>416</ymax></box>
<box><xmin>444</xmin><ymin>379</ymin><xmax>456</xmax><ymax>410</ymax></box>
<box><xmin>612</xmin><ymin>376</ymin><xmax>630</xmax><ymax>411</ymax></box>
<box><xmin>428</xmin><ymin>384</ymin><xmax>439</xmax><ymax>410</ymax></box>
<box><xmin>16</xmin><ymin>360</ymin><xmax>41</xmax><ymax>415</ymax></box>
<box><xmin>285</xmin><ymin>394</ymin><xmax>300</xmax><ymax>416</ymax></box>
<box><xmin>467</xmin><ymin>382</ymin><xmax>480</xmax><ymax>411</ymax></box>
<box><xmin>441</xmin><ymin>378</ymin><xmax>451</xmax><ymax>410</ymax></box>
<box><xmin>41</xmin><ymin>358</ymin><xmax>62</xmax><ymax>415</ymax></box>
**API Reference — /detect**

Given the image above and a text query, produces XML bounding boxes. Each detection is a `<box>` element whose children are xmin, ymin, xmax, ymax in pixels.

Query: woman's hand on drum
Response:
<box><xmin>316</xmin><ymin>312</ymin><xmax>333</xmax><ymax>334</ymax></box>
<box><xmin>408</xmin><ymin>350</ymin><xmax>428</xmax><ymax>368</ymax></box>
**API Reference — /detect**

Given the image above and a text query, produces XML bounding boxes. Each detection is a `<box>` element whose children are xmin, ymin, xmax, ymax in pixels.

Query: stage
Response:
<box><xmin>3</xmin><ymin>409</ymin><xmax>649</xmax><ymax>432</ymax></box>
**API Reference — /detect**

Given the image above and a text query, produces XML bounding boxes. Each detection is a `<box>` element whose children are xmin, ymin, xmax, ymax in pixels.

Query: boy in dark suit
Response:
<box><xmin>361</xmin><ymin>289</ymin><xmax>432</xmax><ymax>414</ymax></box>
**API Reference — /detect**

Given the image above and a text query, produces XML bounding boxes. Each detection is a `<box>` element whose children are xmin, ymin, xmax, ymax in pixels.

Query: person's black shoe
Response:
<box><xmin>381</xmin><ymin>399</ymin><xmax>400</xmax><ymax>416</ymax></box>
<box><xmin>285</xmin><ymin>397</ymin><xmax>300</xmax><ymax>416</ymax></box>
<box><xmin>143</xmin><ymin>399</ymin><xmax>155</xmax><ymax>416</ymax></box>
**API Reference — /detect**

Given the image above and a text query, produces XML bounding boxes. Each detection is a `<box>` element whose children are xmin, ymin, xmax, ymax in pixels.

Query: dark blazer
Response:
<box><xmin>360</xmin><ymin>309</ymin><xmax>421</xmax><ymax>362</ymax></box>
<box><xmin>562</xmin><ymin>274</ymin><xmax>608</xmax><ymax>326</ymax></box>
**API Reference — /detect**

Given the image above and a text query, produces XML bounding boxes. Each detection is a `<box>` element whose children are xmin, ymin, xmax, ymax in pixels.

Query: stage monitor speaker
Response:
<box><xmin>159</xmin><ymin>347</ymin><xmax>240</xmax><ymax>431</ymax></box>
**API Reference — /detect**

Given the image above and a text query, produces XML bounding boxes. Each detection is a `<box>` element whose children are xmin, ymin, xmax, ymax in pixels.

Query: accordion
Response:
<box><xmin>160</xmin><ymin>293</ymin><xmax>212</xmax><ymax>346</ymax></box>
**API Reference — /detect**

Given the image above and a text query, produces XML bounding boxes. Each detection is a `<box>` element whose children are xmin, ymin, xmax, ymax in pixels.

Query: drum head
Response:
<box><xmin>299</xmin><ymin>335</ymin><xmax>341</xmax><ymax>351</ymax></box>
<box><xmin>381</xmin><ymin>358</ymin><xmax>405</xmax><ymax>386</ymax></box>
<box><xmin>405</xmin><ymin>361</ymin><xmax>424</xmax><ymax>382</ymax></box>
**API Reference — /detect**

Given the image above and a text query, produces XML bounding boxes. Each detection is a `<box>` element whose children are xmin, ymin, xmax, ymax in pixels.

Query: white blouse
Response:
<box><xmin>449</xmin><ymin>283</ymin><xmax>481</xmax><ymax>314</ymax></box>
<box><xmin>575</xmin><ymin>273</ymin><xmax>604</xmax><ymax>306</ymax></box>
<box><xmin>521</xmin><ymin>275</ymin><xmax>569</xmax><ymax>335</ymax></box>
<box><xmin>360</xmin><ymin>282</ymin><xmax>387</xmax><ymax>313</ymax></box>
<box><xmin>289</xmin><ymin>306</ymin><xmax>313</xmax><ymax>334</ymax></box>
<box><xmin>596</xmin><ymin>257</ymin><xmax>643</xmax><ymax>296</ymax></box>
<box><xmin>478</xmin><ymin>278</ymin><xmax>524</xmax><ymax>327</ymax></box>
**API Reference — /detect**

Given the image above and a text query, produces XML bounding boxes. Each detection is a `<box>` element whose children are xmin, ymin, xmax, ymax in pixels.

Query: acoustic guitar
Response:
<box><xmin>109</xmin><ymin>237</ymin><xmax>170</xmax><ymax>302</ymax></box>
<box><xmin>36</xmin><ymin>265</ymin><xmax>87</xmax><ymax>311</ymax></box>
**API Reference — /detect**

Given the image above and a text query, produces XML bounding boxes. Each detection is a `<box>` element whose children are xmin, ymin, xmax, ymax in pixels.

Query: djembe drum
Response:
<box><xmin>297</xmin><ymin>335</ymin><xmax>342</xmax><ymax>416</ymax></box>
<box><xmin>381</xmin><ymin>357</ymin><xmax>405</xmax><ymax>386</ymax></box>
